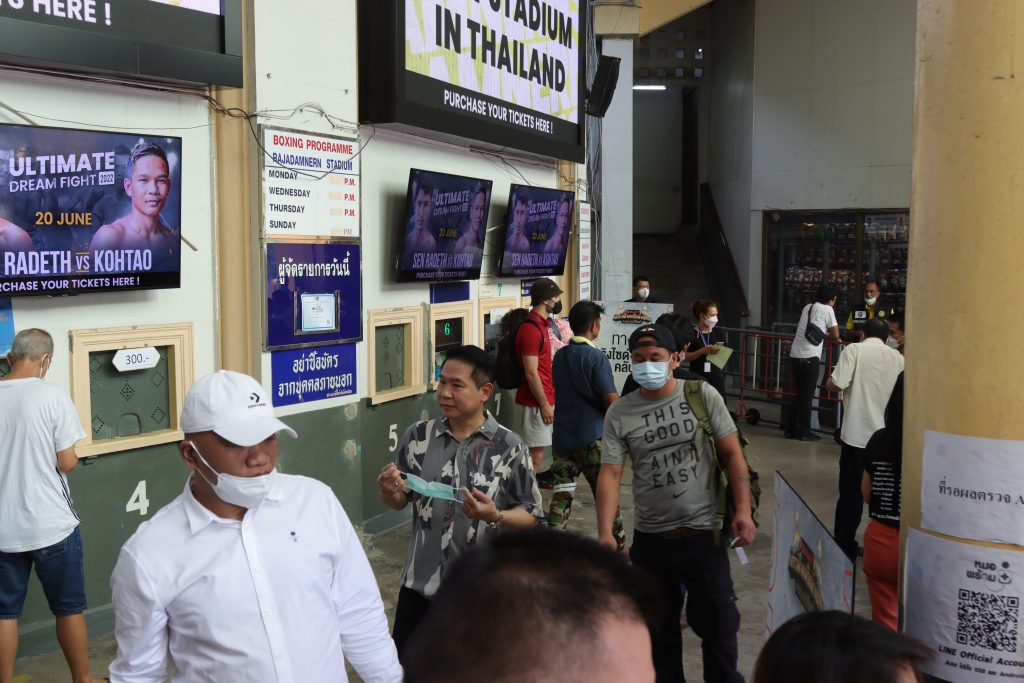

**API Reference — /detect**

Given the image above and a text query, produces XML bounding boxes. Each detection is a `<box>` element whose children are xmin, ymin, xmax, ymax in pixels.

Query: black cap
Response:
<box><xmin>529</xmin><ymin>278</ymin><xmax>563</xmax><ymax>305</ymax></box>
<box><xmin>628</xmin><ymin>323</ymin><xmax>676</xmax><ymax>352</ymax></box>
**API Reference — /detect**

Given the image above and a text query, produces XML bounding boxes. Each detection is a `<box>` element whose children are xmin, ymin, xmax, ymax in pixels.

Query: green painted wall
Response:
<box><xmin>18</xmin><ymin>387</ymin><xmax>526</xmax><ymax>654</ymax></box>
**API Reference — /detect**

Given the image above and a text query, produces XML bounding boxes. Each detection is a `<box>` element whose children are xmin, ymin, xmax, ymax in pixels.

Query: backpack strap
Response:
<box><xmin>682</xmin><ymin>379</ymin><xmax>729</xmax><ymax>545</ymax></box>
<box><xmin>521</xmin><ymin>317</ymin><xmax>547</xmax><ymax>354</ymax></box>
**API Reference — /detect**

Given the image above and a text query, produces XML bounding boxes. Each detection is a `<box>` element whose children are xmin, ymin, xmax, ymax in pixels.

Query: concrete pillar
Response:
<box><xmin>902</xmin><ymin>0</ymin><xmax>1024</xmax><ymax>658</ymax></box>
<box><xmin>598</xmin><ymin>38</ymin><xmax>634</xmax><ymax>302</ymax></box>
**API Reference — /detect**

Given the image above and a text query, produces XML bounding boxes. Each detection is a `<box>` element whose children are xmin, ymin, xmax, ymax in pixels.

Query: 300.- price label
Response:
<box><xmin>113</xmin><ymin>348</ymin><xmax>160</xmax><ymax>372</ymax></box>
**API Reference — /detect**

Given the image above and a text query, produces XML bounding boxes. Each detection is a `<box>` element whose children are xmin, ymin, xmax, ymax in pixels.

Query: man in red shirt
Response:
<box><xmin>516</xmin><ymin>278</ymin><xmax>562</xmax><ymax>471</ymax></box>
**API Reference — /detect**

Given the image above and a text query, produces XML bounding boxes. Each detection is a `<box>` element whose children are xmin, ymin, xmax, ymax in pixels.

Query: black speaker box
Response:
<box><xmin>586</xmin><ymin>55</ymin><xmax>621</xmax><ymax>117</ymax></box>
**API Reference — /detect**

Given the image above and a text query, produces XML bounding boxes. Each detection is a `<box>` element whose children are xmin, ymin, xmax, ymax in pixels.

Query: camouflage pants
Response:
<box><xmin>538</xmin><ymin>440</ymin><xmax>626</xmax><ymax>551</ymax></box>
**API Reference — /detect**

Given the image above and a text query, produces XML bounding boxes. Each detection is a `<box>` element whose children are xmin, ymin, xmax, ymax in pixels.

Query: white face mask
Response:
<box><xmin>886</xmin><ymin>336</ymin><xmax>901</xmax><ymax>350</ymax></box>
<box><xmin>638</xmin><ymin>287</ymin><xmax>650</xmax><ymax>299</ymax></box>
<box><xmin>706</xmin><ymin>315</ymin><xmax>719</xmax><ymax>329</ymax></box>
<box><xmin>633</xmin><ymin>360</ymin><xmax>671</xmax><ymax>390</ymax></box>
<box><xmin>190</xmin><ymin>441</ymin><xmax>276</xmax><ymax>509</ymax></box>
<box><xmin>865</xmin><ymin>296</ymin><xmax>878</xmax><ymax>306</ymax></box>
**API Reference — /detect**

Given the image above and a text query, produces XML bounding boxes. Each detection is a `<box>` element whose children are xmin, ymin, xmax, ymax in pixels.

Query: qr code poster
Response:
<box><xmin>904</xmin><ymin>528</ymin><xmax>1024</xmax><ymax>682</ymax></box>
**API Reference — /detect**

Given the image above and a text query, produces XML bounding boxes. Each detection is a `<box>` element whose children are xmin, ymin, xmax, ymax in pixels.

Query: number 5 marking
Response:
<box><xmin>126</xmin><ymin>480</ymin><xmax>150</xmax><ymax>516</ymax></box>
<box><xmin>388</xmin><ymin>424</ymin><xmax>399</xmax><ymax>452</ymax></box>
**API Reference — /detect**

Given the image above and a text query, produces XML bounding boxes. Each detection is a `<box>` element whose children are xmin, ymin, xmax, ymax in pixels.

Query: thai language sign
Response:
<box><xmin>265</xmin><ymin>241</ymin><xmax>362</xmax><ymax>350</ymax></box>
<box><xmin>270</xmin><ymin>343</ymin><xmax>357</xmax><ymax>407</ymax></box>
<box><xmin>904</xmin><ymin>529</ymin><xmax>1024</xmax><ymax>683</ymax></box>
<box><xmin>593</xmin><ymin>301</ymin><xmax>674</xmax><ymax>391</ymax></box>
<box><xmin>261</xmin><ymin>127</ymin><xmax>360</xmax><ymax>239</ymax></box>
<box><xmin>922</xmin><ymin>430</ymin><xmax>1024</xmax><ymax>546</ymax></box>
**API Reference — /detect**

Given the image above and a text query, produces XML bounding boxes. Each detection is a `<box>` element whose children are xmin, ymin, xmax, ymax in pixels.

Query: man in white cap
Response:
<box><xmin>108</xmin><ymin>371</ymin><xmax>402</xmax><ymax>683</ymax></box>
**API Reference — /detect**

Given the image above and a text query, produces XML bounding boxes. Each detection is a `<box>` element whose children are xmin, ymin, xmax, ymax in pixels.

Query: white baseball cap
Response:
<box><xmin>180</xmin><ymin>370</ymin><xmax>297</xmax><ymax>447</ymax></box>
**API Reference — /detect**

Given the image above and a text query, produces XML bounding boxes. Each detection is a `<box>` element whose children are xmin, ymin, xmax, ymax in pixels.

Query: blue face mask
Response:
<box><xmin>633</xmin><ymin>361</ymin><xmax>671</xmax><ymax>390</ymax></box>
<box><xmin>403</xmin><ymin>472</ymin><xmax>463</xmax><ymax>502</ymax></box>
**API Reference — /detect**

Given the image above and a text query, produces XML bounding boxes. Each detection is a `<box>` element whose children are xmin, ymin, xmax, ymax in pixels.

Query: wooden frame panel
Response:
<box><xmin>478</xmin><ymin>295</ymin><xmax>520</xmax><ymax>348</ymax></box>
<box><xmin>69</xmin><ymin>323</ymin><xmax>195</xmax><ymax>457</ymax></box>
<box><xmin>367</xmin><ymin>306</ymin><xmax>426</xmax><ymax>405</ymax></box>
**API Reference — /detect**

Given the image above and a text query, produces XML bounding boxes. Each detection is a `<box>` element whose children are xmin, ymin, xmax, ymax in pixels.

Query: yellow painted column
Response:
<box><xmin>211</xmin><ymin>0</ymin><xmax>260</xmax><ymax>376</ymax></box>
<box><xmin>902</xmin><ymin>0</ymin><xmax>1024</xmax><ymax>671</ymax></box>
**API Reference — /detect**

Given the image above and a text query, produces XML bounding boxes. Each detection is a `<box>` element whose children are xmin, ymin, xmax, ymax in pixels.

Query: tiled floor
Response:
<box><xmin>11</xmin><ymin>419</ymin><xmax>870</xmax><ymax>682</ymax></box>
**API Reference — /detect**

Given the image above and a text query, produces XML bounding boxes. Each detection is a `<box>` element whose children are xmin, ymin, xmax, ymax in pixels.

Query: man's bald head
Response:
<box><xmin>9</xmin><ymin>328</ymin><xmax>53</xmax><ymax>364</ymax></box>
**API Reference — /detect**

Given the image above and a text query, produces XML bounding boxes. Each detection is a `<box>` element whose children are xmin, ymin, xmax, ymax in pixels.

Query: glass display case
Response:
<box><xmin>762</xmin><ymin>210</ymin><xmax>909</xmax><ymax>328</ymax></box>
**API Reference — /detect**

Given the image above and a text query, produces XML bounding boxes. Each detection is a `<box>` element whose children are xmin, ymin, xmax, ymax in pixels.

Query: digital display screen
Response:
<box><xmin>397</xmin><ymin>168</ymin><xmax>492</xmax><ymax>283</ymax></box>
<box><xmin>434</xmin><ymin>317</ymin><xmax>463</xmax><ymax>351</ymax></box>
<box><xmin>360</xmin><ymin>0</ymin><xmax>587</xmax><ymax>162</ymax></box>
<box><xmin>0</xmin><ymin>0</ymin><xmax>241</xmax><ymax>85</ymax></box>
<box><xmin>499</xmin><ymin>184</ymin><xmax>574</xmax><ymax>278</ymax></box>
<box><xmin>298</xmin><ymin>293</ymin><xmax>339</xmax><ymax>333</ymax></box>
<box><xmin>0</xmin><ymin>123</ymin><xmax>182</xmax><ymax>296</ymax></box>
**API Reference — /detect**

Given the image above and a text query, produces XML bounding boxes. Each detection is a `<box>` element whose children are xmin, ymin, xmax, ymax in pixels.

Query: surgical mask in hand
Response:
<box><xmin>865</xmin><ymin>296</ymin><xmax>878</xmax><ymax>306</ymax></box>
<box><xmin>403</xmin><ymin>472</ymin><xmax>463</xmax><ymax>502</ymax></box>
<box><xmin>638</xmin><ymin>287</ymin><xmax>650</xmax><ymax>299</ymax></box>
<box><xmin>190</xmin><ymin>441</ymin><xmax>276</xmax><ymax>509</ymax></box>
<box><xmin>633</xmin><ymin>361</ymin><xmax>671</xmax><ymax>391</ymax></box>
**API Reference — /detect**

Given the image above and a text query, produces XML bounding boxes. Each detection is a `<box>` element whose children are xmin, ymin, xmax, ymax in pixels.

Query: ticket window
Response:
<box><xmin>429</xmin><ymin>302</ymin><xmax>474</xmax><ymax>387</ymax></box>
<box><xmin>368</xmin><ymin>307</ymin><xmax>426</xmax><ymax>405</ymax></box>
<box><xmin>479</xmin><ymin>295</ymin><xmax>519</xmax><ymax>354</ymax></box>
<box><xmin>432</xmin><ymin>318</ymin><xmax>464</xmax><ymax>383</ymax></box>
<box><xmin>69</xmin><ymin>323</ymin><xmax>195</xmax><ymax>458</ymax></box>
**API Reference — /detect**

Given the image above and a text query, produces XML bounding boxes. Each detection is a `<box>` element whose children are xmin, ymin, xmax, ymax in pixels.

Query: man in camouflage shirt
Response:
<box><xmin>538</xmin><ymin>300</ymin><xmax>625</xmax><ymax>549</ymax></box>
<box><xmin>377</xmin><ymin>345</ymin><xmax>542</xmax><ymax>661</ymax></box>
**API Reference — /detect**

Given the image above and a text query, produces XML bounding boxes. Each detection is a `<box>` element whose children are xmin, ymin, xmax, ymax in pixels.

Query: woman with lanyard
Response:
<box><xmin>682</xmin><ymin>298</ymin><xmax>726</xmax><ymax>398</ymax></box>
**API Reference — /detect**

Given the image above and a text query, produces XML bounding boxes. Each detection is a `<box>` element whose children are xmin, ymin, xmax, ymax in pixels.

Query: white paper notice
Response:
<box><xmin>262</xmin><ymin>127</ymin><xmax>360</xmax><ymax>238</ymax></box>
<box><xmin>577</xmin><ymin>202</ymin><xmax>591</xmax><ymax>300</ymax></box>
<box><xmin>904</xmin><ymin>529</ymin><xmax>1024</xmax><ymax>683</ymax></box>
<box><xmin>922</xmin><ymin>430</ymin><xmax>1024</xmax><ymax>546</ymax></box>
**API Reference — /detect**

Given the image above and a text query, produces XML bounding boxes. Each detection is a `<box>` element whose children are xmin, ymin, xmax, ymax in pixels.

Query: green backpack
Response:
<box><xmin>682</xmin><ymin>380</ymin><xmax>762</xmax><ymax>547</ymax></box>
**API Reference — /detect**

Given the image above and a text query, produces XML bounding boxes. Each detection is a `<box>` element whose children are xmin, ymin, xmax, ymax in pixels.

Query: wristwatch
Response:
<box><xmin>487</xmin><ymin>511</ymin><xmax>504</xmax><ymax>530</ymax></box>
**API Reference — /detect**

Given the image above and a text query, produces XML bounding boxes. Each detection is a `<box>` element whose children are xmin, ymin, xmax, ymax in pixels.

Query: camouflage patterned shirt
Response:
<box><xmin>395</xmin><ymin>411</ymin><xmax>542</xmax><ymax>598</ymax></box>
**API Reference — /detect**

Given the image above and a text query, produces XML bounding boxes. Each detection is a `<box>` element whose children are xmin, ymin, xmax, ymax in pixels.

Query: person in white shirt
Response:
<box><xmin>786</xmin><ymin>287</ymin><xmax>841</xmax><ymax>441</ymax></box>
<box><xmin>0</xmin><ymin>329</ymin><xmax>104</xmax><ymax>683</ymax></box>
<box><xmin>826</xmin><ymin>318</ymin><xmax>905</xmax><ymax>560</ymax></box>
<box><xmin>108</xmin><ymin>370</ymin><xmax>402</xmax><ymax>683</ymax></box>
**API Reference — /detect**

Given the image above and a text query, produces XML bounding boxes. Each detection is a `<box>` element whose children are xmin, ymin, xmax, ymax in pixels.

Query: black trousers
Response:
<box><xmin>392</xmin><ymin>586</ymin><xmax>433</xmax><ymax>663</ymax></box>
<box><xmin>787</xmin><ymin>357</ymin><xmax>820</xmax><ymax>437</ymax></box>
<box><xmin>834</xmin><ymin>442</ymin><xmax>867</xmax><ymax>560</ymax></box>
<box><xmin>630</xmin><ymin>531</ymin><xmax>744</xmax><ymax>683</ymax></box>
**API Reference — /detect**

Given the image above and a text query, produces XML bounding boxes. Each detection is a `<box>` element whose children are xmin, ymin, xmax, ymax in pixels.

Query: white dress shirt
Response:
<box><xmin>108</xmin><ymin>473</ymin><xmax>402</xmax><ymax>683</ymax></box>
<box><xmin>830</xmin><ymin>338</ymin><xmax>904</xmax><ymax>448</ymax></box>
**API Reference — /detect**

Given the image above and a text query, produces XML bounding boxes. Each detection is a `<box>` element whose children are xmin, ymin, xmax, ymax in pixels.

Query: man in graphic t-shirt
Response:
<box><xmin>596</xmin><ymin>323</ymin><xmax>755</xmax><ymax>683</ymax></box>
<box><xmin>0</xmin><ymin>329</ymin><xmax>104</xmax><ymax>683</ymax></box>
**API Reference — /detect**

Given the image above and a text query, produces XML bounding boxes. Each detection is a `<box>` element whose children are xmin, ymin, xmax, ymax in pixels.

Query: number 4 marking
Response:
<box><xmin>126</xmin><ymin>480</ymin><xmax>150</xmax><ymax>516</ymax></box>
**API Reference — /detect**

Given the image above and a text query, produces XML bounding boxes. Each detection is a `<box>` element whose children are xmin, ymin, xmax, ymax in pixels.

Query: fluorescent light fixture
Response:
<box><xmin>633</xmin><ymin>85</ymin><xmax>667</xmax><ymax>91</ymax></box>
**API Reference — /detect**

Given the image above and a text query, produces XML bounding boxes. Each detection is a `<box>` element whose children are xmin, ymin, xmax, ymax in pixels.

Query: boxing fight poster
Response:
<box><xmin>499</xmin><ymin>184</ymin><xmax>574</xmax><ymax>278</ymax></box>
<box><xmin>0</xmin><ymin>124</ymin><xmax>182</xmax><ymax>296</ymax></box>
<box><xmin>397</xmin><ymin>169</ymin><xmax>492</xmax><ymax>282</ymax></box>
<box><xmin>766</xmin><ymin>472</ymin><xmax>855</xmax><ymax>636</ymax></box>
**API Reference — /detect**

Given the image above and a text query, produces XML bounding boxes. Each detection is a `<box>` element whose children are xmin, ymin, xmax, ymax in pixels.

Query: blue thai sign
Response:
<box><xmin>265</xmin><ymin>241</ymin><xmax>362</xmax><ymax>349</ymax></box>
<box><xmin>270</xmin><ymin>343</ymin><xmax>357</xmax><ymax>407</ymax></box>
